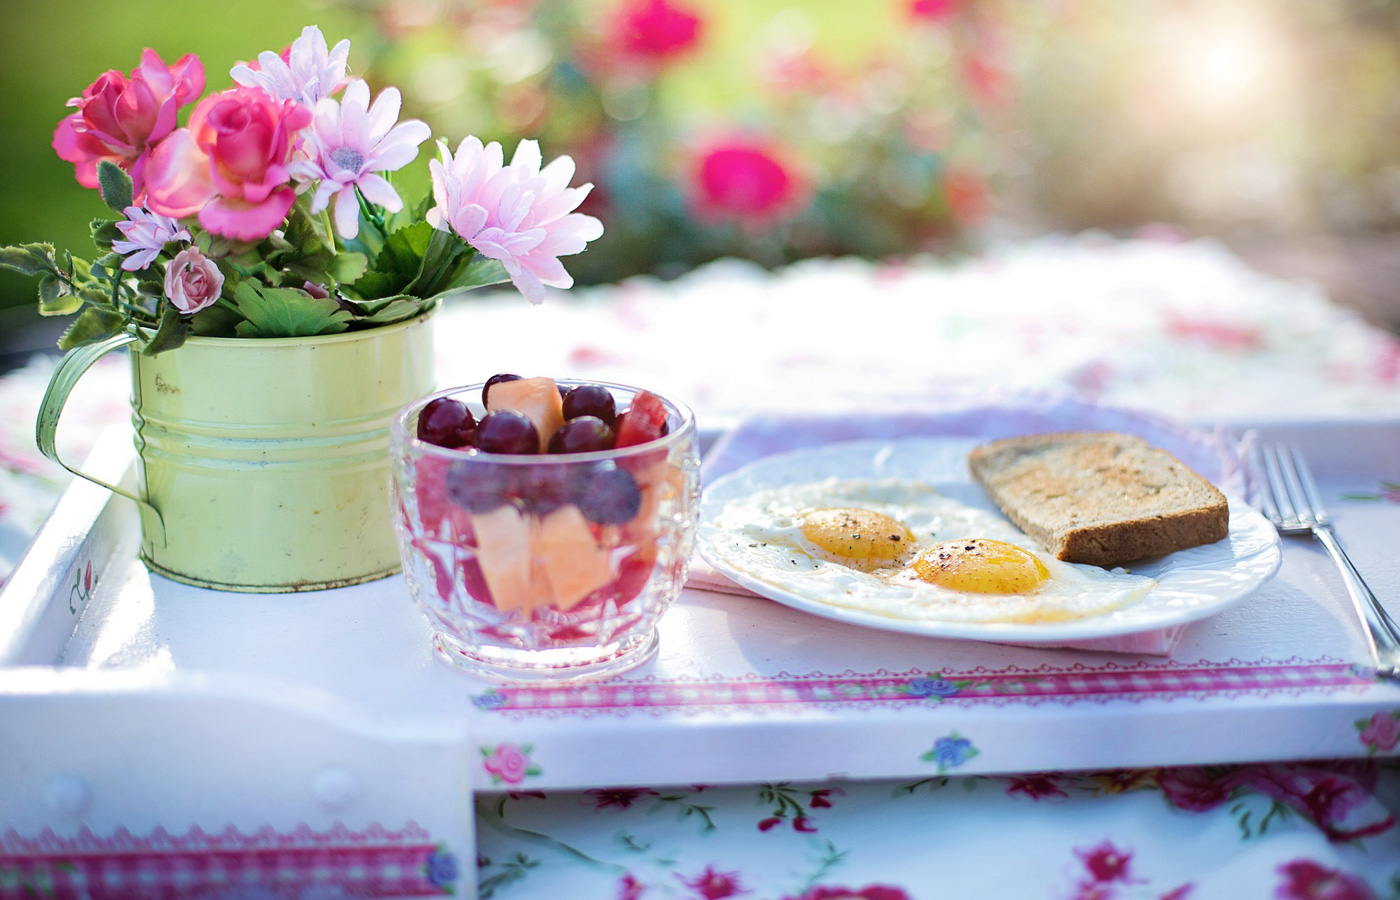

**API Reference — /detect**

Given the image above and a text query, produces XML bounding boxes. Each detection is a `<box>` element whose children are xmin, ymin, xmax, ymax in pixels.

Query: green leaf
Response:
<box><xmin>37</xmin><ymin>274</ymin><xmax>81</xmax><ymax>316</ymax></box>
<box><xmin>90</xmin><ymin>219</ymin><xmax>123</xmax><ymax>251</ymax></box>
<box><xmin>0</xmin><ymin>243</ymin><xmax>56</xmax><ymax>276</ymax></box>
<box><xmin>77</xmin><ymin>285</ymin><xmax>111</xmax><ymax>306</ymax></box>
<box><xmin>257</xmin><ymin>206</ymin><xmax>373</xmax><ymax>289</ymax></box>
<box><xmin>139</xmin><ymin>304</ymin><xmax>188</xmax><ymax>356</ymax></box>
<box><xmin>439</xmin><ymin>254</ymin><xmax>510</xmax><ymax>295</ymax></box>
<box><xmin>345</xmin><ymin>221</ymin><xmax>435</xmax><ymax>300</ymax></box>
<box><xmin>345</xmin><ymin>296</ymin><xmax>423</xmax><ymax>327</ymax></box>
<box><xmin>405</xmin><ymin>227</ymin><xmax>469</xmax><ymax>297</ymax></box>
<box><xmin>231</xmin><ymin>280</ymin><xmax>351</xmax><ymax>338</ymax></box>
<box><xmin>96</xmin><ymin>161</ymin><xmax>133</xmax><ymax>213</ymax></box>
<box><xmin>327</xmin><ymin>251</ymin><xmax>368</xmax><ymax>284</ymax></box>
<box><xmin>57</xmin><ymin>306</ymin><xmax>126</xmax><ymax>350</ymax></box>
<box><xmin>188</xmin><ymin>302</ymin><xmax>242</xmax><ymax>337</ymax></box>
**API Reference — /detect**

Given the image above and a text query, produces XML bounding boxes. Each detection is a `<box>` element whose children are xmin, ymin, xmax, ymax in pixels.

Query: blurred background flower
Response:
<box><xmin>4</xmin><ymin>0</ymin><xmax>1400</xmax><ymax>356</ymax></box>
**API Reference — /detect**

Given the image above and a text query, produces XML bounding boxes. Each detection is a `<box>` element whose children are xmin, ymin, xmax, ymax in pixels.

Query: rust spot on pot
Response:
<box><xmin>153</xmin><ymin>374</ymin><xmax>179</xmax><ymax>395</ymax></box>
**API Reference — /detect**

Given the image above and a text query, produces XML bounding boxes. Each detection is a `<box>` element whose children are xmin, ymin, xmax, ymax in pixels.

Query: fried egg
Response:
<box><xmin>705</xmin><ymin>477</ymin><xmax>1155</xmax><ymax>624</ymax></box>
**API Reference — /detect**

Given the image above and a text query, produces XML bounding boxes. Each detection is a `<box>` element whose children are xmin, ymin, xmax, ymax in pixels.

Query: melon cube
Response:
<box><xmin>471</xmin><ymin>505</ymin><xmax>555</xmax><ymax>613</ymax></box>
<box><xmin>537</xmin><ymin>505</ymin><xmax>615</xmax><ymax>611</ymax></box>
<box><xmin>486</xmin><ymin>376</ymin><xmax>565</xmax><ymax>452</ymax></box>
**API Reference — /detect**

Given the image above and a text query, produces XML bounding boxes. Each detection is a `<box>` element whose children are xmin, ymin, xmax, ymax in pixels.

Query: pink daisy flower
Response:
<box><xmin>427</xmin><ymin>136</ymin><xmax>604</xmax><ymax>303</ymax></box>
<box><xmin>231</xmin><ymin>25</ymin><xmax>350</xmax><ymax>106</ymax></box>
<box><xmin>112</xmin><ymin>206</ymin><xmax>191</xmax><ymax>271</ymax></box>
<box><xmin>288</xmin><ymin>80</ymin><xmax>431</xmax><ymax>239</ymax></box>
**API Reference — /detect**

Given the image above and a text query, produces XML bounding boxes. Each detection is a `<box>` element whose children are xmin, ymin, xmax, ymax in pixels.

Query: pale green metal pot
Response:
<box><xmin>37</xmin><ymin>310</ymin><xmax>437</xmax><ymax>592</ymax></box>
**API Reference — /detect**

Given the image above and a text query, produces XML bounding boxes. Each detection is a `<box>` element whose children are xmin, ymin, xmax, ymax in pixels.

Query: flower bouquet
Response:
<box><xmin>0</xmin><ymin>26</ymin><xmax>605</xmax><ymax>593</ymax></box>
<box><xmin>1</xmin><ymin>24</ymin><xmax>603</xmax><ymax>356</ymax></box>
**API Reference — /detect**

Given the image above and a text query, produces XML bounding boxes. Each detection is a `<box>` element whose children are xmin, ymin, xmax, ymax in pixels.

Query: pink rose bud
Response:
<box><xmin>163</xmin><ymin>247</ymin><xmax>224</xmax><ymax>314</ymax></box>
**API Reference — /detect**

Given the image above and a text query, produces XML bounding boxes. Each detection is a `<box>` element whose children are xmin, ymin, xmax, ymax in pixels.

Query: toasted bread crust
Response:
<box><xmin>967</xmin><ymin>432</ymin><xmax>1229</xmax><ymax>567</ymax></box>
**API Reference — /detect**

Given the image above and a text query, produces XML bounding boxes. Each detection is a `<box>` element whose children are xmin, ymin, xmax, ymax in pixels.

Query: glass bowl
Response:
<box><xmin>390</xmin><ymin>379</ymin><xmax>700</xmax><ymax>680</ymax></box>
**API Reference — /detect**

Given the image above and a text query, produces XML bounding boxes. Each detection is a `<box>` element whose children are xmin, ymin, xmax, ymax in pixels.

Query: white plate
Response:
<box><xmin>697</xmin><ymin>438</ymin><xmax>1283</xmax><ymax>642</ymax></box>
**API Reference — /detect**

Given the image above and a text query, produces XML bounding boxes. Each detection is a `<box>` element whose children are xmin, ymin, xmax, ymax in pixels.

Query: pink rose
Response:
<box><xmin>1275</xmin><ymin>860</ymin><xmax>1377</xmax><ymax>900</ymax></box>
<box><xmin>691</xmin><ymin>138</ymin><xmax>808</xmax><ymax>226</ymax></box>
<box><xmin>146</xmin><ymin>87</ymin><xmax>313</xmax><ymax>241</ymax></box>
<box><xmin>1360</xmin><ymin>712</ymin><xmax>1400</xmax><ymax>752</ymax></box>
<box><xmin>52</xmin><ymin>49</ymin><xmax>205</xmax><ymax>198</ymax></box>
<box><xmin>909</xmin><ymin>0</ymin><xmax>959</xmax><ymax>21</ymax></box>
<box><xmin>1240</xmin><ymin>761</ymin><xmax>1393</xmax><ymax>842</ymax></box>
<box><xmin>482</xmin><ymin>743</ymin><xmax>530</xmax><ymax>785</ymax></box>
<box><xmin>609</xmin><ymin>0</ymin><xmax>704</xmax><ymax>68</ymax></box>
<box><xmin>163</xmin><ymin>247</ymin><xmax>224</xmax><ymax>314</ymax></box>
<box><xmin>1155</xmin><ymin>766</ymin><xmax>1245</xmax><ymax>813</ymax></box>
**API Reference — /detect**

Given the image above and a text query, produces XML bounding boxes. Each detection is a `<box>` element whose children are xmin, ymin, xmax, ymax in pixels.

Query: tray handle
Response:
<box><xmin>35</xmin><ymin>333</ymin><xmax>166</xmax><ymax>546</ymax></box>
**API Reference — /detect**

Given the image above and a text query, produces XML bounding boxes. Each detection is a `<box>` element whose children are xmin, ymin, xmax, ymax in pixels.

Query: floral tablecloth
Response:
<box><xmin>474</xmin><ymin>764</ymin><xmax>1399</xmax><ymax>899</ymax></box>
<box><xmin>3</xmin><ymin>233</ymin><xmax>1400</xmax><ymax>897</ymax></box>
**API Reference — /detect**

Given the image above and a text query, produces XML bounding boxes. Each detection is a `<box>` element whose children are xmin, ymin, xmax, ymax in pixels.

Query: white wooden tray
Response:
<box><xmin>3</xmin><ymin>420</ymin><xmax>1399</xmax><ymax>796</ymax></box>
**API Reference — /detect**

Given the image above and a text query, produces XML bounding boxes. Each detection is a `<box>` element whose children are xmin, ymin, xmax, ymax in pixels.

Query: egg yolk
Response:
<box><xmin>911</xmin><ymin>538</ymin><xmax>1050</xmax><ymax>594</ymax></box>
<box><xmin>800</xmin><ymin>508</ymin><xmax>914</xmax><ymax>567</ymax></box>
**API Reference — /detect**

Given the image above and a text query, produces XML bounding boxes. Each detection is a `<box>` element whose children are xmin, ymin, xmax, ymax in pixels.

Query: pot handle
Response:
<box><xmin>35</xmin><ymin>333</ymin><xmax>166</xmax><ymax>546</ymax></box>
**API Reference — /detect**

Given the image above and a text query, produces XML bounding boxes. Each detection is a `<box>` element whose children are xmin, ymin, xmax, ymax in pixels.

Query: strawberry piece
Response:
<box><xmin>614</xmin><ymin>390</ymin><xmax>669</xmax><ymax>447</ymax></box>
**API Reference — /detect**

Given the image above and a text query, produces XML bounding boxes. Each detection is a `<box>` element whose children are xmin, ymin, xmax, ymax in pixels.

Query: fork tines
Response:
<box><xmin>1257</xmin><ymin>442</ymin><xmax>1328</xmax><ymax>533</ymax></box>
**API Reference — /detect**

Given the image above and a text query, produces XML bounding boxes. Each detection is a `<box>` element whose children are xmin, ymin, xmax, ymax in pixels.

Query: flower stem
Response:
<box><xmin>356</xmin><ymin>186</ymin><xmax>389</xmax><ymax>241</ymax></box>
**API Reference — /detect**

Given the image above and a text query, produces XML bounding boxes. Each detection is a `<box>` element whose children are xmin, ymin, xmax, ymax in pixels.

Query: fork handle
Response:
<box><xmin>1313</xmin><ymin>525</ymin><xmax>1400</xmax><ymax>674</ymax></box>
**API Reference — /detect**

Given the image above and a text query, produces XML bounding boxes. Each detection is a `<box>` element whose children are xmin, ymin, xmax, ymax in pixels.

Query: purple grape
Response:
<box><xmin>519</xmin><ymin>464</ymin><xmax>578</xmax><ymax>514</ymax></box>
<box><xmin>562</xmin><ymin>384</ymin><xmax>617</xmax><ymax>426</ymax></box>
<box><xmin>576</xmin><ymin>465</ymin><xmax>642</xmax><ymax>525</ymax></box>
<box><xmin>445</xmin><ymin>461</ymin><xmax>512</xmax><ymax>513</ymax></box>
<box><xmin>547</xmin><ymin>416</ymin><xmax>616</xmax><ymax>454</ymax></box>
<box><xmin>417</xmin><ymin>397</ymin><xmax>476</xmax><ymax>448</ymax></box>
<box><xmin>474</xmin><ymin>410</ymin><xmax>539</xmax><ymax>454</ymax></box>
<box><xmin>483</xmin><ymin>373</ymin><xmax>522</xmax><ymax>408</ymax></box>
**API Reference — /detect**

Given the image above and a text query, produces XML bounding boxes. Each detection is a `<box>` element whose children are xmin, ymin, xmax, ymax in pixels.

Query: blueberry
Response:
<box><xmin>445</xmin><ymin>460</ymin><xmax>513</xmax><ymax>513</ymax></box>
<box><xmin>519</xmin><ymin>464</ymin><xmax>579</xmax><ymax>515</ymax></box>
<box><xmin>576</xmin><ymin>465</ymin><xmax>642</xmax><ymax>525</ymax></box>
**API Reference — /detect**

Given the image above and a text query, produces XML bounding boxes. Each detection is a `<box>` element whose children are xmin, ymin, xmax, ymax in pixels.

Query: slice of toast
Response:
<box><xmin>967</xmin><ymin>432</ymin><xmax>1229</xmax><ymax>567</ymax></box>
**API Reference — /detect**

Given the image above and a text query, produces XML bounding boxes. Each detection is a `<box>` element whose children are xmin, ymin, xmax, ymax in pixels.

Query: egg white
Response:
<box><xmin>705</xmin><ymin>477</ymin><xmax>1156</xmax><ymax>624</ymax></box>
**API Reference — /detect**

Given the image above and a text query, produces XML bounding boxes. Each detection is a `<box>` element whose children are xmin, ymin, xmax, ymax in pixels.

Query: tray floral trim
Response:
<box><xmin>0</xmin><ymin>822</ymin><xmax>459</xmax><ymax>897</ymax></box>
<box><xmin>1356</xmin><ymin>709</ymin><xmax>1400</xmax><ymax>754</ymax></box>
<box><xmin>481</xmin><ymin>741</ymin><xmax>543</xmax><ymax>786</ymax></box>
<box><xmin>466</xmin><ymin>658</ymin><xmax>1378</xmax><ymax>717</ymax></box>
<box><xmin>921</xmin><ymin>732</ymin><xmax>980</xmax><ymax>773</ymax></box>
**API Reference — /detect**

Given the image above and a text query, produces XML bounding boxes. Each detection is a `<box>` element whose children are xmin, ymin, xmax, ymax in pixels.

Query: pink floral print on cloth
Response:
<box><xmin>1062</xmin><ymin>840</ymin><xmax>1194</xmax><ymax>900</ymax></box>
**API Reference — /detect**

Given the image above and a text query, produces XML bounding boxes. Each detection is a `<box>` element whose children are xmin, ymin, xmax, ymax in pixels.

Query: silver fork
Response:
<box><xmin>1252</xmin><ymin>442</ymin><xmax>1400</xmax><ymax>682</ymax></box>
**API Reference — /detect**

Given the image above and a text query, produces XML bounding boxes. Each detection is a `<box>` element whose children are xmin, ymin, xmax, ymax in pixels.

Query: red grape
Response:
<box><xmin>417</xmin><ymin>397</ymin><xmax>476</xmax><ymax>448</ymax></box>
<box><xmin>548</xmin><ymin>416</ymin><xmax>616</xmax><ymax>453</ymax></box>
<box><xmin>475</xmin><ymin>410</ymin><xmax>539</xmax><ymax>454</ymax></box>
<box><xmin>562</xmin><ymin>384</ymin><xmax>617</xmax><ymax>426</ymax></box>
<box><xmin>483</xmin><ymin>373</ymin><xmax>522</xmax><ymax>408</ymax></box>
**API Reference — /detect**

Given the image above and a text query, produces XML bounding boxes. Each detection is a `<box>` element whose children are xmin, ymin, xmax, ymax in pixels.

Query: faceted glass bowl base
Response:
<box><xmin>431</xmin><ymin>628</ymin><xmax>660</xmax><ymax>682</ymax></box>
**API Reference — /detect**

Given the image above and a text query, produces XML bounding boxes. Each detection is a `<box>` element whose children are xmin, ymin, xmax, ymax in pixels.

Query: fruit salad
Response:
<box><xmin>391</xmin><ymin>376</ymin><xmax>700</xmax><ymax>678</ymax></box>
